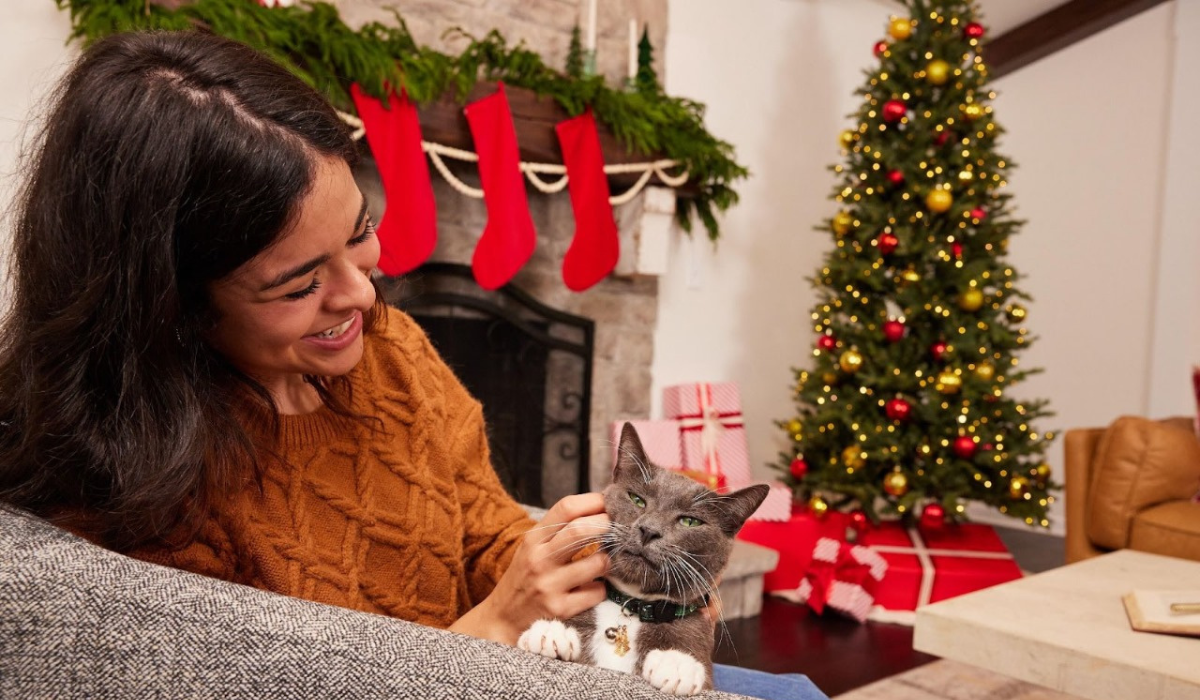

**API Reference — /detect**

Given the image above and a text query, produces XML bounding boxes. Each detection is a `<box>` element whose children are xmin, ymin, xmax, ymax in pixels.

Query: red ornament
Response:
<box><xmin>873</xmin><ymin>40</ymin><xmax>888</xmax><ymax>57</ymax></box>
<box><xmin>951</xmin><ymin>242</ymin><xmax>964</xmax><ymax>259</ymax></box>
<box><xmin>887</xmin><ymin>170</ymin><xmax>905</xmax><ymax>186</ymax></box>
<box><xmin>789</xmin><ymin>457</ymin><xmax>809</xmax><ymax>480</ymax></box>
<box><xmin>952</xmin><ymin>436</ymin><xmax>977</xmax><ymax>459</ymax></box>
<box><xmin>964</xmin><ymin>22</ymin><xmax>986</xmax><ymax>40</ymax></box>
<box><xmin>931</xmin><ymin>340</ymin><xmax>949</xmax><ymax>361</ymax></box>
<box><xmin>878</xmin><ymin>232</ymin><xmax>899</xmax><ymax>255</ymax></box>
<box><xmin>969</xmin><ymin>207</ymin><xmax>987</xmax><ymax>221</ymax></box>
<box><xmin>882</xmin><ymin>99</ymin><xmax>908</xmax><ymax>122</ymax></box>
<box><xmin>920</xmin><ymin>503</ymin><xmax>946</xmax><ymax>531</ymax></box>
<box><xmin>850</xmin><ymin>510</ymin><xmax>870</xmax><ymax>533</ymax></box>
<box><xmin>882</xmin><ymin>319</ymin><xmax>906</xmax><ymax>343</ymax></box>
<box><xmin>817</xmin><ymin>334</ymin><xmax>838</xmax><ymax>351</ymax></box>
<box><xmin>935</xmin><ymin>130</ymin><xmax>953</xmax><ymax>146</ymax></box>
<box><xmin>885</xmin><ymin>398</ymin><xmax>912</xmax><ymax>422</ymax></box>
<box><xmin>981</xmin><ymin>443</ymin><xmax>995</xmax><ymax>451</ymax></box>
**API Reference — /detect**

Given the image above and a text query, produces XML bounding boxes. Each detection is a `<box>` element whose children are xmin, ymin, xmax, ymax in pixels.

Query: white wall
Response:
<box><xmin>0</xmin><ymin>1</ymin><xmax>74</xmax><ymax>300</ymax></box>
<box><xmin>658</xmin><ymin>0</ymin><xmax>1196</xmax><ymax>535</ymax></box>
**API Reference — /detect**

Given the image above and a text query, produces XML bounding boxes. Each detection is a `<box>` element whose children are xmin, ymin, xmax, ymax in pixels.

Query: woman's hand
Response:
<box><xmin>450</xmin><ymin>493</ymin><xmax>610</xmax><ymax>645</ymax></box>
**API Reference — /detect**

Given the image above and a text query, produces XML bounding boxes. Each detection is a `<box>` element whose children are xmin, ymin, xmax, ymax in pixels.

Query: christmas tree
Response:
<box><xmin>566</xmin><ymin>24</ymin><xmax>584</xmax><ymax>79</ymax></box>
<box><xmin>635</xmin><ymin>25</ymin><xmax>659</xmax><ymax>94</ymax></box>
<box><xmin>776</xmin><ymin>0</ymin><xmax>1056</xmax><ymax>529</ymax></box>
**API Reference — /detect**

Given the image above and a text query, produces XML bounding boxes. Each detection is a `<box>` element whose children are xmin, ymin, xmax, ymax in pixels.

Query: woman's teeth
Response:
<box><xmin>315</xmin><ymin>318</ymin><xmax>353</xmax><ymax>339</ymax></box>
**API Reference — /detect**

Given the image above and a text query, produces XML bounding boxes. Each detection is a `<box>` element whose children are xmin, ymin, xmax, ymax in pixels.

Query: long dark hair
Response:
<box><xmin>0</xmin><ymin>31</ymin><xmax>380</xmax><ymax>550</ymax></box>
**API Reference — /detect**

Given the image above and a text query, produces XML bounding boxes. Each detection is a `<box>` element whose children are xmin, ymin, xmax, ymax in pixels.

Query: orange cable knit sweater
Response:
<box><xmin>129</xmin><ymin>307</ymin><xmax>535</xmax><ymax>629</ymax></box>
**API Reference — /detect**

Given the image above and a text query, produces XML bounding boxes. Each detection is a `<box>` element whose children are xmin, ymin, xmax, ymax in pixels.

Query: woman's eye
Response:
<box><xmin>284</xmin><ymin>278</ymin><xmax>321</xmax><ymax>300</ymax></box>
<box><xmin>679</xmin><ymin>516</ymin><xmax>703</xmax><ymax>528</ymax></box>
<box><xmin>628</xmin><ymin>492</ymin><xmax>646</xmax><ymax>508</ymax></box>
<box><xmin>348</xmin><ymin>219</ymin><xmax>377</xmax><ymax>247</ymax></box>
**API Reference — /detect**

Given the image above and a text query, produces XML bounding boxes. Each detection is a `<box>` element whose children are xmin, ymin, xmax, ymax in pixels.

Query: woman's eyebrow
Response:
<box><xmin>260</xmin><ymin>197</ymin><xmax>368</xmax><ymax>292</ymax></box>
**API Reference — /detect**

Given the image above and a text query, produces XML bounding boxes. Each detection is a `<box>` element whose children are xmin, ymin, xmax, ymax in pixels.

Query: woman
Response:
<box><xmin>0</xmin><ymin>29</ymin><xmax>605</xmax><ymax>646</ymax></box>
<box><xmin>0</xmin><ymin>30</ymin><xmax>825</xmax><ymax>700</ymax></box>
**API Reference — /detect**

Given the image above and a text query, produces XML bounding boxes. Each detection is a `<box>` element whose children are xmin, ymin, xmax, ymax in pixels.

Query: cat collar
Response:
<box><xmin>604</xmin><ymin>580</ymin><xmax>709</xmax><ymax>624</ymax></box>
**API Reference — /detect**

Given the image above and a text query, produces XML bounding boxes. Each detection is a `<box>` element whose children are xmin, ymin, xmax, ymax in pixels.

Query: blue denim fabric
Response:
<box><xmin>712</xmin><ymin>663</ymin><xmax>830</xmax><ymax>700</ymax></box>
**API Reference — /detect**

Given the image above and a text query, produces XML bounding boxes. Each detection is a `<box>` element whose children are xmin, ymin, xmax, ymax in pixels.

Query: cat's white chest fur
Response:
<box><xmin>590</xmin><ymin>599</ymin><xmax>642</xmax><ymax>674</ymax></box>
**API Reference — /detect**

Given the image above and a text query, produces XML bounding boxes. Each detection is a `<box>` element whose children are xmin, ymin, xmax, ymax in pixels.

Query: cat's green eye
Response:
<box><xmin>679</xmin><ymin>516</ymin><xmax>704</xmax><ymax>528</ymax></box>
<box><xmin>628</xmin><ymin>492</ymin><xmax>647</xmax><ymax>508</ymax></box>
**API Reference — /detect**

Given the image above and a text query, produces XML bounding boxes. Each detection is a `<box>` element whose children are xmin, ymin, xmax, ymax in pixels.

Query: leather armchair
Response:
<box><xmin>1064</xmin><ymin>416</ymin><xmax>1200</xmax><ymax>563</ymax></box>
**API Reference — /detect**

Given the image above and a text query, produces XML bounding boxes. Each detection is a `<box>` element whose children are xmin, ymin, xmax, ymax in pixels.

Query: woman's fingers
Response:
<box><xmin>525</xmin><ymin>493</ymin><xmax>606</xmax><ymax>545</ymax></box>
<box><xmin>543</xmin><ymin>513</ymin><xmax>609</xmax><ymax>563</ymax></box>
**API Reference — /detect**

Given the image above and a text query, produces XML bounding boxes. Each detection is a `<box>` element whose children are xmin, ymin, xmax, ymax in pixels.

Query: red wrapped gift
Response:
<box><xmin>736</xmin><ymin>508</ymin><xmax>852</xmax><ymax>593</ymax></box>
<box><xmin>773</xmin><ymin>537</ymin><xmax>888</xmax><ymax>623</ymax></box>
<box><xmin>662</xmin><ymin>382</ymin><xmax>751</xmax><ymax>488</ymax></box>
<box><xmin>859</xmin><ymin>522</ymin><xmax>1022</xmax><ymax>616</ymax></box>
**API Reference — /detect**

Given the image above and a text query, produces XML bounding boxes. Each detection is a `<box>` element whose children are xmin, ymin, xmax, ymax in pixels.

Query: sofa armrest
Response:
<box><xmin>1064</xmin><ymin>426</ymin><xmax>1107</xmax><ymax>563</ymax></box>
<box><xmin>0</xmin><ymin>507</ymin><xmax>750</xmax><ymax>699</ymax></box>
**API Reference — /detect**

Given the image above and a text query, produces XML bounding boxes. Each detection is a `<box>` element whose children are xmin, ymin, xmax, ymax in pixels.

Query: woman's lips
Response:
<box><xmin>303</xmin><ymin>311</ymin><xmax>362</xmax><ymax>351</ymax></box>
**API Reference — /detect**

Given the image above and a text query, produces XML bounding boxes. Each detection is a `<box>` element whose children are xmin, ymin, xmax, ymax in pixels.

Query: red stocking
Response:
<box><xmin>556</xmin><ymin>110</ymin><xmax>619</xmax><ymax>291</ymax></box>
<box><xmin>463</xmin><ymin>83</ymin><xmax>537</xmax><ymax>290</ymax></box>
<box><xmin>350</xmin><ymin>84</ymin><xmax>437</xmax><ymax>276</ymax></box>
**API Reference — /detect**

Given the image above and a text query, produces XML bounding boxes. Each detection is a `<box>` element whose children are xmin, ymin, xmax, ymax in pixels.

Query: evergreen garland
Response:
<box><xmin>55</xmin><ymin>0</ymin><xmax>747</xmax><ymax>240</ymax></box>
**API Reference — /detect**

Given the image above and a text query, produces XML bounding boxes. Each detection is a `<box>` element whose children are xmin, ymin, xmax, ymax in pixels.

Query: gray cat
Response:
<box><xmin>518</xmin><ymin>422</ymin><xmax>769</xmax><ymax>695</ymax></box>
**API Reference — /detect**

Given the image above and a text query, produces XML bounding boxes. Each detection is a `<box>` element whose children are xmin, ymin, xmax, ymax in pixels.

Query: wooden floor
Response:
<box><xmin>714</xmin><ymin>525</ymin><xmax>1065</xmax><ymax>698</ymax></box>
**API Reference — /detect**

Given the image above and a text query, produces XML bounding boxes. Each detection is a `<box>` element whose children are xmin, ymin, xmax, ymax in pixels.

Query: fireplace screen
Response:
<box><xmin>381</xmin><ymin>263</ymin><xmax>594</xmax><ymax>507</ymax></box>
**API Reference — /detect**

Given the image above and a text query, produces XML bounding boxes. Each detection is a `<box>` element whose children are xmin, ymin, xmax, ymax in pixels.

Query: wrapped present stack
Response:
<box><xmin>739</xmin><ymin>506</ymin><xmax>1023</xmax><ymax>624</ymax></box>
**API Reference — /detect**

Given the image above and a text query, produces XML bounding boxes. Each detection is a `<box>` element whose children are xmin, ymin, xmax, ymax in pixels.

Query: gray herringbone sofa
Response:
<box><xmin>0</xmin><ymin>507</ymin><xmax>751</xmax><ymax>699</ymax></box>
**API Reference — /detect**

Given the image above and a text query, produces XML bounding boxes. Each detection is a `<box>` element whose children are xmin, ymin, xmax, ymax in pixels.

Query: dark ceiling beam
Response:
<box><xmin>988</xmin><ymin>0</ymin><xmax>1170</xmax><ymax>79</ymax></box>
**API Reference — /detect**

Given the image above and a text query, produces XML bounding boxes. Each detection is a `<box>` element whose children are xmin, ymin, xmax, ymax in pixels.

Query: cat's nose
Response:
<box><xmin>639</xmin><ymin>525</ymin><xmax>661</xmax><ymax>545</ymax></box>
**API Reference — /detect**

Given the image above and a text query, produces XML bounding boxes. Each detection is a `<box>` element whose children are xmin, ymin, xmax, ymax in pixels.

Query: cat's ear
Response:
<box><xmin>613</xmin><ymin>422</ymin><xmax>651</xmax><ymax>485</ymax></box>
<box><xmin>715</xmin><ymin>484</ymin><xmax>770</xmax><ymax>535</ymax></box>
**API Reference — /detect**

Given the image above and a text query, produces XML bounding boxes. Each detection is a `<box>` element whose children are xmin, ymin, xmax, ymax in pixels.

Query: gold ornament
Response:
<box><xmin>822</xmin><ymin>371</ymin><xmax>840</xmax><ymax>385</ymax></box>
<box><xmin>1006</xmin><ymin>304</ymin><xmax>1027</xmax><ymax>322</ymax></box>
<box><xmin>889</xmin><ymin>17</ymin><xmax>913</xmax><ymax>40</ymax></box>
<box><xmin>883</xmin><ymin>470</ymin><xmax>909</xmax><ymax>497</ymax></box>
<box><xmin>809</xmin><ymin>495</ymin><xmax>830</xmax><ymax>518</ymax></box>
<box><xmin>1033</xmin><ymin>463</ymin><xmax>1051</xmax><ymax>481</ymax></box>
<box><xmin>962</xmin><ymin>103</ymin><xmax>985</xmax><ymax>121</ymax></box>
<box><xmin>897</xmin><ymin>267</ymin><xmax>921</xmax><ymax>286</ymax></box>
<box><xmin>839</xmin><ymin>130</ymin><xmax>857</xmax><ymax>149</ymax></box>
<box><xmin>787</xmin><ymin>419</ymin><xmax>803</xmax><ymax>439</ymax></box>
<box><xmin>926</xmin><ymin>59</ymin><xmax>951</xmax><ymax>85</ymax></box>
<box><xmin>841</xmin><ymin>446</ymin><xmax>866</xmax><ymax>471</ymax></box>
<box><xmin>925</xmin><ymin>188</ymin><xmax>953</xmax><ymax>213</ymax></box>
<box><xmin>958</xmin><ymin>288</ymin><xmax>984</xmax><ymax>311</ymax></box>
<box><xmin>1009</xmin><ymin>476</ymin><xmax>1030</xmax><ymax>499</ymax></box>
<box><xmin>935</xmin><ymin>370</ymin><xmax>962</xmax><ymax>395</ymax></box>
<box><xmin>974</xmin><ymin>362</ymin><xmax>995</xmax><ymax>381</ymax></box>
<box><xmin>839</xmin><ymin>349</ymin><xmax>864</xmax><ymax>374</ymax></box>
<box><xmin>832</xmin><ymin>211</ymin><xmax>854</xmax><ymax>236</ymax></box>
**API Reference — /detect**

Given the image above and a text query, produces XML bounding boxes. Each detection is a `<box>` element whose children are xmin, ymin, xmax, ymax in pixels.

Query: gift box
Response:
<box><xmin>748</xmin><ymin>480</ymin><xmax>793</xmax><ymax>522</ymax></box>
<box><xmin>662</xmin><ymin>382</ymin><xmax>751</xmax><ymax>488</ymax></box>
<box><xmin>774</xmin><ymin>537</ymin><xmax>888</xmax><ymax>623</ymax></box>
<box><xmin>736</xmin><ymin>508</ymin><xmax>853</xmax><ymax>593</ymax></box>
<box><xmin>859</xmin><ymin>521</ymin><xmax>1022</xmax><ymax>613</ymax></box>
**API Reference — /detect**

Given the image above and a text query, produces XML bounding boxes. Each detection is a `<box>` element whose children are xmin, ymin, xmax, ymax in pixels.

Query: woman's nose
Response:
<box><xmin>327</xmin><ymin>257</ymin><xmax>376</xmax><ymax>311</ymax></box>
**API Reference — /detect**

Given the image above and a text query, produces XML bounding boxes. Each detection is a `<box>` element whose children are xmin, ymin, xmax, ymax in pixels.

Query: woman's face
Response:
<box><xmin>206</xmin><ymin>155</ymin><xmax>380</xmax><ymax>408</ymax></box>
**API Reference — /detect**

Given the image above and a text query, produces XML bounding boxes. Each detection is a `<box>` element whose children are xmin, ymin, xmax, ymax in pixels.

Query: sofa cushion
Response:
<box><xmin>1087</xmin><ymin>416</ymin><xmax>1200</xmax><ymax>550</ymax></box>
<box><xmin>1130</xmin><ymin>501</ymin><xmax>1200</xmax><ymax>562</ymax></box>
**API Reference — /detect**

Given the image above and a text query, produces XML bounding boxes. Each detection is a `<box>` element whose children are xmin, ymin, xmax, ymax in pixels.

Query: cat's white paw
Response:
<box><xmin>517</xmin><ymin>619</ymin><xmax>582</xmax><ymax>661</ymax></box>
<box><xmin>641</xmin><ymin>649</ymin><xmax>707</xmax><ymax>696</ymax></box>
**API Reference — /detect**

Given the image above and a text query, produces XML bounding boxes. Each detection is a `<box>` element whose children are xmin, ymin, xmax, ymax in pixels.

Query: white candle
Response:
<box><xmin>628</xmin><ymin>19</ymin><xmax>638</xmax><ymax>81</ymax></box>
<box><xmin>586</xmin><ymin>0</ymin><xmax>597</xmax><ymax>52</ymax></box>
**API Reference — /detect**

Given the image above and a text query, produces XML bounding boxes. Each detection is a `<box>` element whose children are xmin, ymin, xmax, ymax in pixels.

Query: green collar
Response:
<box><xmin>604</xmin><ymin>580</ymin><xmax>708</xmax><ymax>624</ymax></box>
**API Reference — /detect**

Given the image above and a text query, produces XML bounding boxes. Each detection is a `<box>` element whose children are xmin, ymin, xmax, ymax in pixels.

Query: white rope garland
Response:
<box><xmin>338</xmin><ymin>109</ymin><xmax>689</xmax><ymax>204</ymax></box>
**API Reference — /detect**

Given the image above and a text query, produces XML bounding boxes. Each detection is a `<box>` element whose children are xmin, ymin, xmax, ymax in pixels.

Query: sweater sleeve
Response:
<box><xmin>447</xmin><ymin>398</ymin><xmax>536</xmax><ymax>606</ymax></box>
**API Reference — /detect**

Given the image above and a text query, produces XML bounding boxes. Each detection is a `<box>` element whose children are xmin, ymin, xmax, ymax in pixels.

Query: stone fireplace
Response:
<box><xmin>339</xmin><ymin>0</ymin><xmax>670</xmax><ymax>494</ymax></box>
